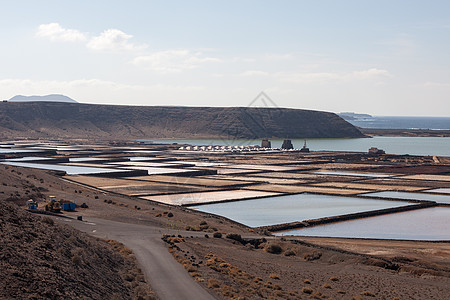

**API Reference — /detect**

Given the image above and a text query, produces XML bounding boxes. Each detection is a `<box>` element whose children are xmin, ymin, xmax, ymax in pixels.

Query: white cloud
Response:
<box><xmin>424</xmin><ymin>81</ymin><xmax>450</xmax><ymax>88</ymax></box>
<box><xmin>0</xmin><ymin>78</ymin><xmax>204</xmax><ymax>104</ymax></box>
<box><xmin>263</xmin><ymin>53</ymin><xmax>295</xmax><ymax>60</ymax></box>
<box><xmin>276</xmin><ymin>71</ymin><xmax>340</xmax><ymax>83</ymax></box>
<box><xmin>87</xmin><ymin>29</ymin><xmax>143</xmax><ymax>51</ymax></box>
<box><xmin>36</xmin><ymin>23</ymin><xmax>143</xmax><ymax>52</ymax></box>
<box><xmin>132</xmin><ymin>50</ymin><xmax>221</xmax><ymax>73</ymax></box>
<box><xmin>36</xmin><ymin>23</ymin><xmax>86</xmax><ymax>42</ymax></box>
<box><xmin>238</xmin><ymin>70</ymin><xmax>270</xmax><ymax>77</ymax></box>
<box><xmin>352</xmin><ymin>68</ymin><xmax>392</xmax><ymax>79</ymax></box>
<box><xmin>276</xmin><ymin>68</ymin><xmax>392</xmax><ymax>83</ymax></box>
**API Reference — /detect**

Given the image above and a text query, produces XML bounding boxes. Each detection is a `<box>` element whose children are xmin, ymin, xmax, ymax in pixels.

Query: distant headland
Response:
<box><xmin>0</xmin><ymin>101</ymin><xmax>364</xmax><ymax>140</ymax></box>
<box><xmin>7</xmin><ymin>94</ymin><xmax>77</xmax><ymax>103</ymax></box>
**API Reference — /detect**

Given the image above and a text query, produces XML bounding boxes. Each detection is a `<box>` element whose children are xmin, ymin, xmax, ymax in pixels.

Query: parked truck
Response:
<box><xmin>45</xmin><ymin>196</ymin><xmax>61</xmax><ymax>213</ymax></box>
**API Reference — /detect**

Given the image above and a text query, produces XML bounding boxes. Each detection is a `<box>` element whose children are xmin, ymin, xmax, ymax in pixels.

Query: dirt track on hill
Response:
<box><xmin>57</xmin><ymin>216</ymin><xmax>216</xmax><ymax>300</ymax></box>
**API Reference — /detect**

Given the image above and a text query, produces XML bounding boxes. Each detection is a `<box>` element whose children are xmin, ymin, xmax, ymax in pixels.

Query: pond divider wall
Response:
<box><xmin>259</xmin><ymin>202</ymin><xmax>438</xmax><ymax>233</ymax></box>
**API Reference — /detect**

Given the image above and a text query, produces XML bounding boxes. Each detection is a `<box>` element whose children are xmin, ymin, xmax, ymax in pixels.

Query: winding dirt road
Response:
<box><xmin>56</xmin><ymin>216</ymin><xmax>216</xmax><ymax>300</ymax></box>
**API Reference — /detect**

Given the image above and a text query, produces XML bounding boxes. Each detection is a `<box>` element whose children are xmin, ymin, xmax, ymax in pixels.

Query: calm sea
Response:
<box><xmin>346</xmin><ymin>116</ymin><xmax>450</xmax><ymax>130</ymax></box>
<box><xmin>144</xmin><ymin>136</ymin><xmax>450</xmax><ymax>157</ymax></box>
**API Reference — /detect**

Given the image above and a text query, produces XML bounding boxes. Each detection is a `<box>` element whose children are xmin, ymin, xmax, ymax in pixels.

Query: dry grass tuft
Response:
<box><xmin>329</xmin><ymin>276</ymin><xmax>339</xmax><ymax>281</ymax></box>
<box><xmin>303</xmin><ymin>251</ymin><xmax>322</xmax><ymax>261</ymax></box>
<box><xmin>208</xmin><ymin>278</ymin><xmax>220</xmax><ymax>288</ymax></box>
<box><xmin>269</xmin><ymin>273</ymin><xmax>280</xmax><ymax>280</ymax></box>
<box><xmin>264</xmin><ymin>243</ymin><xmax>282</xmax><ymax>254</ymax></box>
<box><xmin>360</xmin><ymin>291</ymin><xmax>376</xmax><ymax>297</ymax></box>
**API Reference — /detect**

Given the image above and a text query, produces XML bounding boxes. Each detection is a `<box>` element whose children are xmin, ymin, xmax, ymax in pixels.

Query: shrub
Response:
<box><xmin>329</xmin><ymin>276</ymin><xmax>338</xmax><ymax>281</ymax></box>
<box><xmin>303</xmin><ymin>251</ymin><xmax>322</xmax><ymax>261</ymax></box>
<box><xmin>265</xmin><ymin>243</ymin><xmax>282</xmax><ymax>254</ymax></box>
<box><xmin>269</xmin><ymin>273</ymin><xmax>280</xmax><ymax>280</ymax></box>
<box><xmin>72</xmin><ymin>254</ymin><xmax>82</xmax><ymax>266</ymax></box>
<box><xmin>183</xmin><ymin>263</ymin><xmax>197</xmax><ymax>273</ymax></box>
<box><xmin>213</xmin><ymin>232</ymin><xmax>222</xmax><ymax>238</ymax></box>
<box><xmin>302</xmin><ymin>287</ymin><xmax>313</xmax><ymax>294</ymax></box>
<box><xmin>226</xmin><ymin>233</ymin><xmax>243</xmax><ymax>243</ymax></box>
<box><xmin>167</xmin><ymin>212</ymin><xmax>173</xmax><ymax>217</ymax></box>
<box><xmin>42</xmin><ymin>216</ymin><xmax>54</xmax><ymax>225</ymax></box>
<box><xmin>124</xmin><ymin>273</ymin><xmax>134</xmax><ymax>282</ymax></box>
<box><xmin>361</xmin><ymin>291</ymin><xmax>376</xmax><ymax>297</ymax></box>
<box><xmin>208</xmin><ymin>278</ymin><xmax>220</xmax><ymax>288</ymax></box>
<box><xmin>284</xmin><ymin>249</ymin><xmax>296</xmax><ymax>256</ymax></box>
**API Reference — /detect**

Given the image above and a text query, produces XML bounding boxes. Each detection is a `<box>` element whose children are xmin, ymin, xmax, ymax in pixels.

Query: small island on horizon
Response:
<box><xmin>6</xmin><ymin>94</ymin><xmax>78</xmax><ymax>103</ymax></box>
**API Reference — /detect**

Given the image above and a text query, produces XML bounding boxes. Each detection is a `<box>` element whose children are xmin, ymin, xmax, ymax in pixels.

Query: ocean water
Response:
<box><xmin>145</xmin><ymin>136</ymin><xmax>450</xmax><ymax>157</ymax></box>
<box><xmin>346</xmin><ymin>116</ymin><xmax>450</xmax><ymax>130</ymax></box>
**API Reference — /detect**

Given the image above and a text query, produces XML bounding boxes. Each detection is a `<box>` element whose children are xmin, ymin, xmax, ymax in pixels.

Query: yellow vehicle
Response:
<box><xmin>45</xmin><ymin>196</ymin><xmax>61</xmax><ymax>213</ymax></box>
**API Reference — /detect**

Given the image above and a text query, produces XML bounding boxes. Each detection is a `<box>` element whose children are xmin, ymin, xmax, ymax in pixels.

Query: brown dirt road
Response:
<box><xmin>54</xmin><ymin>215</ymin><xmax>217</xmax><ymax>300</ymax></box>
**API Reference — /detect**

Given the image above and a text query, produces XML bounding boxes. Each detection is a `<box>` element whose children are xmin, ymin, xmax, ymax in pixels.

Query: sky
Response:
<box><xmin>1</xmin><ymin>0</ymin><xmax>449</xmax><ymax>116</ymax></box>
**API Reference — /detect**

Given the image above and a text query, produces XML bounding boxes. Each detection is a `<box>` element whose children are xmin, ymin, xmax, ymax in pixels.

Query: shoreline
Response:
<box><xmin>360</xmin><ymin>128</ymin><xmax>450</xmax><ymax>137</ymax></box>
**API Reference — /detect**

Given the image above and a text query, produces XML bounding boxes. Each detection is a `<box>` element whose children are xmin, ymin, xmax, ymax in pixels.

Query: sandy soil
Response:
<box><xmin>164</xmin><ymin>234</ymin><xmax>450</xmax><ymax>299</ymax></box>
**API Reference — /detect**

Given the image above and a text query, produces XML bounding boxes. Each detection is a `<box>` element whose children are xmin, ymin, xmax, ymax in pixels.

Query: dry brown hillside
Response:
<box><xmin>0</xmin><ymin>102</ymin><xmax>364</xmax><ymax>140</ymax></box>
<box><xmin>0</xmin><ymin>199</ymin><xmax>157</xmax><ymax>299</ymax></box>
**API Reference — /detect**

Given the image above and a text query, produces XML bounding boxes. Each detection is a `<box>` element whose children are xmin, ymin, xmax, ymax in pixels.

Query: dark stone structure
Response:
<box><xmin>368</xmin><ymin>147</ymin><xmax>386</xmax><ymax>155</ymax></box>
<box><xmin>300</xmin><ymin>140</ymin><xmax>310</xmax><ymax>152</ymax></box>
<box><xmin>261</xmin><ymin>138</ymin><xmax>271</xmax><ymax>148</ymax></box>
<box><xmin>281</xmin><ymin>139</ymin><xmax>293</xmax><ymax>149</ymax></box>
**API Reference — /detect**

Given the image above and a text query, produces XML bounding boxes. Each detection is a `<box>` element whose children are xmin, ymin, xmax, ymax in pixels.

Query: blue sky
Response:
<box><xmin>1</xmin><ymin>0</ymin><xmax>449</xmax><ymax>116</ymax></box>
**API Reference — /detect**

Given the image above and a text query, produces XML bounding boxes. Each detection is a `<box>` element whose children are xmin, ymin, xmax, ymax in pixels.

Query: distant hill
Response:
<box><xmin>0</xmin><ymin>102</ymin><xmax>365</xmax><ymax>140</ymax></box>
<box><xmin>338</xmin><ymin>112</ymin><xmax>373</xmax><ymax>121</ymax></box>
<box><xmin>8</xmin><ymin>94</ymin><xmax>77</xmax><ymax>103</ymax></box>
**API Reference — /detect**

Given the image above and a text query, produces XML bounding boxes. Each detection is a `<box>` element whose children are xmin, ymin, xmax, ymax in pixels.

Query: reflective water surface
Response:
<box><xmin>364</xmin><ymin>191</ymin><xmax>450</xmax><ymax>204</ymax></box>
<box><xmin>144</xmin><ymin>137</ymin><xmax>450</xmax><ymax>156</ymax></box>
<box><xmin>192</xmin><ymin>193</ymin><xmax>411</xmax><ymax>227</ymax></box>
<box><xmin>314</xmin><ymin>171</ymin><xmax>392</xmax><ymax>178</ymax></box>
<box><xmin>1</xmin><ymin>162</ymin><xmax>122</xmax><ymax>175</ymax></box>
<box><xmin>276</xmin><ymin>207</ymin><xmax>450</xmax><ymax>240</ymax></box>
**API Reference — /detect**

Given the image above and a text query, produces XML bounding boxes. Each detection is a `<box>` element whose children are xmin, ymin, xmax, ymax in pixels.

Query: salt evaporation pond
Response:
<box><xmin>191</xmin><ymin>193</ymin><xmax>411</xmax><ymax>227</ymax></box>
<box><xmin>2</xmin><ymin>162</ymin><xmax>122</xmax><ymax>175</ymax></box>
<box><xmin>314</xmin><ymin>171</ymin><xmax>393</xmax><ymax>178</ymax></box>
<box><xmin>0</xmin><ymin>148</ymin><xmax>42</xmax><ymax>154</ymax></box>
<box><xmin>69</xmin><ymin>157</ymin><xmax>108</xmax><ymax>162</ymax></box>
<box><xmin>6</xmin><ymin>157</ymin><xmax>54</xmax><ymax>162</ymax></box>
<box><xmin>364</xmin><ymin>191</ymin><xmax>450</xmax><ymax>204</ymax></box>
<box><xmin>426</xmin><ymin>188</ymin><xmax>450</xmax><ymax>194</ymax></box>
<box><xmin>276</xmin><ymin>207</ymin><xmax>450</xmax><ymax>240</ymax></box>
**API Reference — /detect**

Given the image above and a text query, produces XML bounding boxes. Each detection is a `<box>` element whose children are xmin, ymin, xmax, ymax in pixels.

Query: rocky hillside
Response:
<box><xmin>0</xmin><ymin>199</ymin><xmax>156</xmax><ymax>299</ymax></box>
<box><xmin>0</xmin><ymin>102</ymin><xmax>364</xmax><ymax>140</ymax></box>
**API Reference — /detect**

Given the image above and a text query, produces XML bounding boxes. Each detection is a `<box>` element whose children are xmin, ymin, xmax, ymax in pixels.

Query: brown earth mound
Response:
<box><xmin>0</xmin><ymin>102</ymin><xmax>364</xmax><ymax>140</ymax></box>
